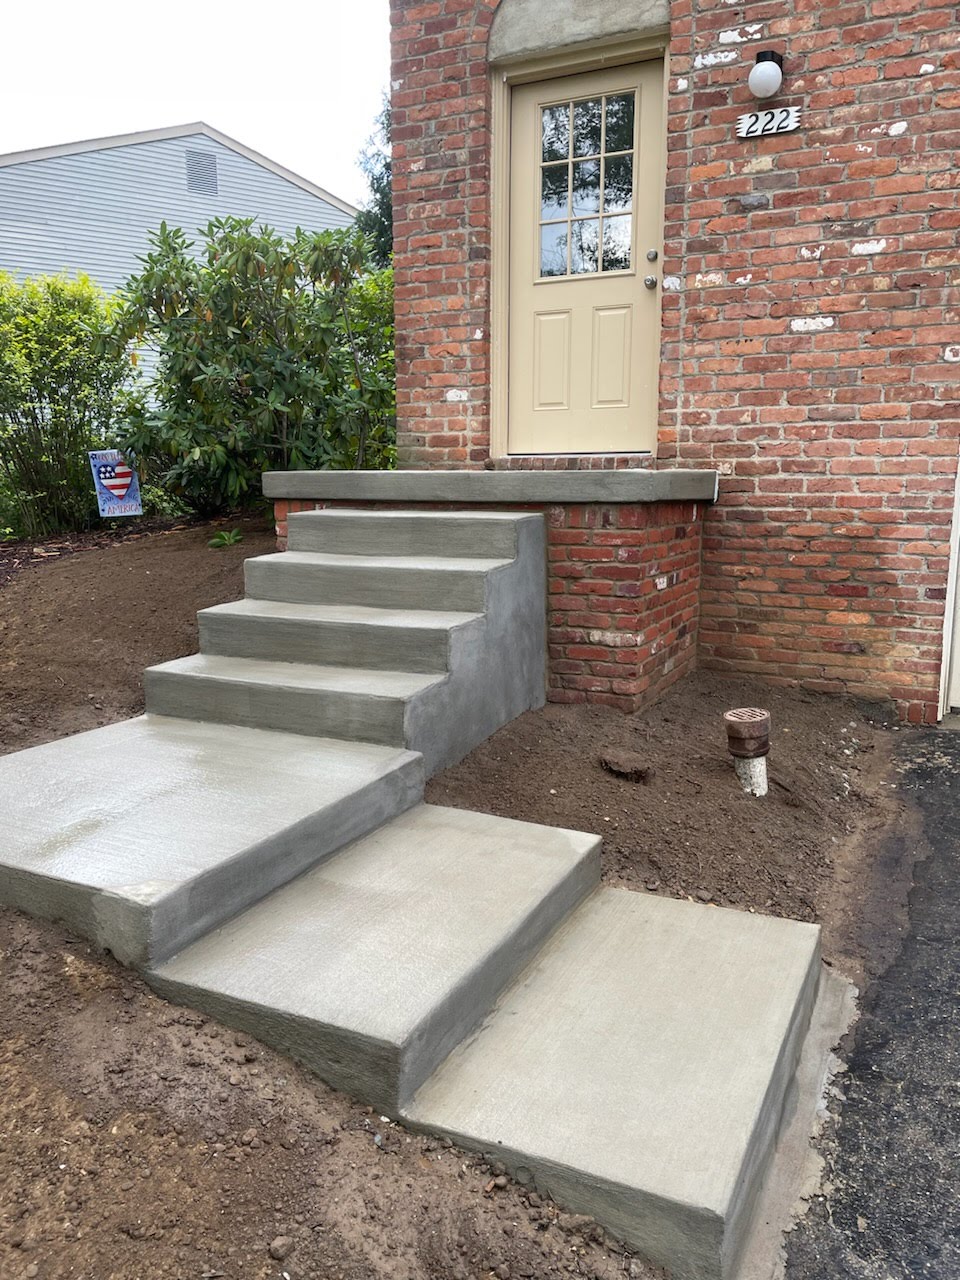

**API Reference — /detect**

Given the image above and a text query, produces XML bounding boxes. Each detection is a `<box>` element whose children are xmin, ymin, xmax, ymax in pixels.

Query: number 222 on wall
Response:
<box><xmin>736</xmin><ymin>106</ymin><xmax>801</xmax><ymax>139</ymax></box>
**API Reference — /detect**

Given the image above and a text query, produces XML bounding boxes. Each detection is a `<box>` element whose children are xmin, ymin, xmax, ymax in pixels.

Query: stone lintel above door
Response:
<box><xmin>489</xmin><ymin>0</ymin><xmax>670</xmax><ymax>66</ymax></box>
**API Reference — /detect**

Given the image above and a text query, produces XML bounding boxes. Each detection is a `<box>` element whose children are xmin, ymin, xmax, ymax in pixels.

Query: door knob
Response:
<box><xmin>644</xmin><ymin>275</ymin><xmax>658</xmax><ymax>289</ymax></box>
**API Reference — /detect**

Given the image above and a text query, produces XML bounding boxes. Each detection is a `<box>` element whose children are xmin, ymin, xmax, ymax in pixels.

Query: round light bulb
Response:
<box><xmin>748</xmin><ymin>58</ymin><xmax>783</xmax><ymax>99</ymax></box>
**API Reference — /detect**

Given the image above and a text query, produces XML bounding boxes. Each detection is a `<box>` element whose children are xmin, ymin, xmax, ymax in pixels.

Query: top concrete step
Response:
<box><xmin>405</xmin><ymin>889</ymin><xmax>821</xmax><ymax>1280</ymax></box>
<box><xmin>287</xmin><ymin>509</ymin><xmax>538</xmax><ymax>559</ymax></box>
<box><xmin>0</xmin><ymin>715</ymin><xmax>423</xmax><ymax>968</ymax></box>
<box><xmin>245</xmin><ymin>550</ymin><xmax>512</xmax><ymax>611</ymax></box>
<box><xmin>149</xmin><ymin>803</ymin><xmax>601</xmax><ymax>1114</ymax></box>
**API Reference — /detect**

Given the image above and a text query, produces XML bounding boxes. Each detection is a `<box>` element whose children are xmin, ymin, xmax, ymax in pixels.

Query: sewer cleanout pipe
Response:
<box><xmin>724</xmin><ymin>707</ymin><xmax>771</xmax><ymax>797</ymax></box>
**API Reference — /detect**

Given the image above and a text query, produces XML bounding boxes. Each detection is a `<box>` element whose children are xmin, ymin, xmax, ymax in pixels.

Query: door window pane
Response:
<box><xmin>540</xmin><ymin>223</ymin><xmax>569</xmax><ymax>277</ymax></box>
<box><xmin>602</xmin><ymin>216</ymin><xmax>632</xmax><ymax>272</ymax></box>
<box><xmin>571</xmin><ymin>160</ymin><xmax>601</xmax><ymax>216</ymax></box>
<box><xmin>541</xmin><ymin>104</ymin><xmax>570</xmax><ymax>162</ymax></box>
<box><xmin>537</xmin><ymin>88</ymin><xmax>637</xmax><ymax>278</ymax></box>
<box><xmin>573</xmin><ymin>98</ymin><xmax>603</xmax><ymax>157</ymax></box>
<box><xmin>603</xmin><ymin>154</ymin><xmax>633</xmax><ymax>213</ymax></box>
<box><xmin>570</xmin><ymin>220</ymin><xmax>600</xmax><ymax>274</ymax></box>
<box><xmin>605</xmin><ymin>94</ymin><xmax>635</xmax><ymax>153</ymax></box>
<box><xmin>541</xmin><ymin>164</ymin><xmax>569</xmax><ymax>220</ymax></box>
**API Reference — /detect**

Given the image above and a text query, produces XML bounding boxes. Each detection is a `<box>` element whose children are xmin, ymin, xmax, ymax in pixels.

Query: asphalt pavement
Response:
<box><xmin>785</xmin><ymin>730</ymin><xmax>960</xmax><ymax>1278</ymax></box>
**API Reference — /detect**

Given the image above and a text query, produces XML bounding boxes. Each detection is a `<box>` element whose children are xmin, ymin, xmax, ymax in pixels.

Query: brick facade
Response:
<box><xmin>275</xmin><ymin>498</ymin><xmax>703</xmax><ymax>711</ymax></box>
<box><xmin>390</xmin><ymin>0</ymin><xmax>960</xmax><ymax>723</ymax></box>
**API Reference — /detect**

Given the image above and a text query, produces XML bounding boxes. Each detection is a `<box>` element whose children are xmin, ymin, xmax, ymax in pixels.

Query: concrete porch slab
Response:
<box><xmin>149</xmin><ymin>803</ymin><xmax>601</xmax><ymax>1113</ymax></box>
<box><xmin>403</xmin><ymin>888</ymin><xmax>821</xmax><ymax>1280</ymax></box>
<box><xmin>0</xmin><ymin>715</ymin><xmax>423</xmax><ymax>967</ymax></box>
<box><xmin>263</xmin><ymin>467</ymin><xmax>719</xmax><ymax>504</ymax></box>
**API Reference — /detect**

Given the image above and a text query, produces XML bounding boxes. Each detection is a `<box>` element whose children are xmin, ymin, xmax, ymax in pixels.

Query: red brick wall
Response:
<box><xmin>391</xmin><ymin>0</ymin><xmax>960</xmax><ymax>723</ymax></box>
<box><xmin>661</xmin><ymin>0</ymin><xmax>959</xmax><ymax>725</ymax></box>
<box><xmin>275</xmin><ymin>499</ymin><xmax>703</xmax><ymax>711</ymax></box>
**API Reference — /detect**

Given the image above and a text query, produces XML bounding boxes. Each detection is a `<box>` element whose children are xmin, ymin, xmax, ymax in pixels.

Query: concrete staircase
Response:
<box><xmin>0</xmin><ymin>508</ymin><xmax>823</xmax><ymax>1280</ymax></box>
<box><xmin>144</xmin><ymin>509</ymin><xmax>547</xmax><ymax>775</ymax></box>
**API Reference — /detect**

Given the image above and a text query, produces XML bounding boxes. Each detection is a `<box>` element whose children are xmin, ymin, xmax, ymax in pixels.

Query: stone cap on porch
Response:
<box><xmin>262</xmin><ymin>469</ymin><xmax>719</xmax><ymax>504</ymax></box>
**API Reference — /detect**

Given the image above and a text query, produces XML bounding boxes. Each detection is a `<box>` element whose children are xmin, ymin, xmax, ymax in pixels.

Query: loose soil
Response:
<box><xmin>0</xmin><ymin>514</ymin><xmax>276</xmax><ymax>755</ymax></box>
<box><xmin>0</xmin><ymin>523</ymin><xmax>916</xmax><ymax>1280</ymax></box>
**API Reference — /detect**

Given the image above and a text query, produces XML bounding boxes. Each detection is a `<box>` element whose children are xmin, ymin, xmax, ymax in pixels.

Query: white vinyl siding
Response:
<box><xmin>0</xmin><ymin>133</ymin><xmax>356</xmax><ymax>296</ymax></box>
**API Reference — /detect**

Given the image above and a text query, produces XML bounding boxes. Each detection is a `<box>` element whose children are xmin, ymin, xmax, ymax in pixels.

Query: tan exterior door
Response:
<box><xmin>507</xmin><ymin>61</ymin><xmax>664</xmax><ymax>455</ymax></box>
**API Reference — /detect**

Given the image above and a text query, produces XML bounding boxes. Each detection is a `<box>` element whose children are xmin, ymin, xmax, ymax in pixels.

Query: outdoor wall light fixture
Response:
<box><xmin>748</xmin><ymin>51</ymin><xmax>784</xmax><ymax>99</ymax></box>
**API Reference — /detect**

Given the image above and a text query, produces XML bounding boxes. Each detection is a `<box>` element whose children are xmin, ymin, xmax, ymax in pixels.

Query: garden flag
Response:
<box><xmin>88</xmin><ymin>450</ymin><xmax>143</xmax><ymax>518</ymax></box>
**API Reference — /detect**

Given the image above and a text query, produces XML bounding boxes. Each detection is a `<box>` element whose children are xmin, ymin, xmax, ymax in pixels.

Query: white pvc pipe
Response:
<box><xmin>734</xmin><ymin>755</ymin><xmax>768</xmax><ymax>797</ymax></box>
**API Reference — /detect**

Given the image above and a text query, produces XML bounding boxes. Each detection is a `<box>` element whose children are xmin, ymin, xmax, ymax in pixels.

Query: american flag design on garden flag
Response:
<box><xmin>88</xmin><ymin>449</ymin><xmax>143</xmax><ymax>518</ymax></box>
<box><xmin>97</xmin><ymin>460</ymin><xmax>133</xmax><ymax>500</ymax></box>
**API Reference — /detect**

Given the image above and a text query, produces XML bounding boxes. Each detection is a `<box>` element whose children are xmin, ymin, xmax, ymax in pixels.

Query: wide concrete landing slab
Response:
<box><xmin>404</xmin><ymin>889</ymin><xmax>820</xmax><ymax>1280</ymax></box>
<box><xmin>0</xmin><ymin>716</ymin><xmax>423</xmax><ymax>967</ymax></box>
<box><xmin>150</xmin><ymin>804</ymin><xmax>600</xmax><ymax>1113</ymax></box>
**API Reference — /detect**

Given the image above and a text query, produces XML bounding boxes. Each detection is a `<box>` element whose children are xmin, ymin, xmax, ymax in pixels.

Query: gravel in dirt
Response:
<box><xmin>0</xmin><ymin>521</ymin><xmax>917</xmax><ymax>1280</ymax></box>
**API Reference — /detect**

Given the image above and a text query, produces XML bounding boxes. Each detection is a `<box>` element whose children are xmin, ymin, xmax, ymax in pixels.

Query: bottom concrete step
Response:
<box><xmin>144</xmin><ymin>653</ymin><xmax>444</xmax><ymax>745</ymax></box>
<box><xmin>0</xmin><ymin>716</ymin><xmax>424</xmax><ymax>968</ymax></box>
<box><xmin>404</xmin><ymin>890</ymin><xmax>821</xmax><ymax>1280</ymax></box>
<box><xmin>149</xmin><ymin>804</ymin><xmax>601</xmax><ymax>1114</ymax></box>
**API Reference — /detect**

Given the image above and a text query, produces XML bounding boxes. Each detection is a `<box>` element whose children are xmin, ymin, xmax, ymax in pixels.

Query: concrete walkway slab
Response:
<box><xmin>0</xmin><ymin>715</ymin><xmax>423</xmax><ymax>967</ymax></box>
<box><xmin>404</xmin><ymin>889</ymin><xmax>821</xmax><ymax>1280</ymax></box>
<box><xmin>149</xmin><ymin>804</ymin><xmax>601</xmax><ymax>1113</ymax></box>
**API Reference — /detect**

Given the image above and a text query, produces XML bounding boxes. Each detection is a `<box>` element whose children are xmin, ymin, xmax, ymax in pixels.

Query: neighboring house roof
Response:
<box><xmin>0</xmin><ymin>122</ymin><xmax>359</xmax><ymax>218</ymax></box>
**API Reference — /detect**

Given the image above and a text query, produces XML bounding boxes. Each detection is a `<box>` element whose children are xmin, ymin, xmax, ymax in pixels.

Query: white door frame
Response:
<box><xmin>938</xmin><ymin>451</ymin><xmax>960</xmax><ymax>719</ymax></box>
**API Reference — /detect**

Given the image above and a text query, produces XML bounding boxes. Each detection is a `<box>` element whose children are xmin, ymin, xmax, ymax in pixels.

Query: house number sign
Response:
<box><xmin>736</xmin><ymin>106</ymin><xmax>801</xmax><ymax>139</ymax></box>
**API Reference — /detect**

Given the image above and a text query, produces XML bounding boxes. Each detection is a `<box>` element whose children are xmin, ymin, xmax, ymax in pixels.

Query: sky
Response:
<box><xmin>1</xmin><ymin>0</ymin><xmax>391</xmax><ymax>209</ymax></box>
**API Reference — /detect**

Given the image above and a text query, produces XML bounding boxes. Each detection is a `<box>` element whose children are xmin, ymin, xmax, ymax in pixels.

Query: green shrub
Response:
<box><xmin>110</xmin><ymin>219</ymin><xmax>396</xmax><ymax>516</ymax></box>
<box><xmin>0</xmin><ymin>273</ymin><xmax>137</xmax><ymax>537</ymax></box>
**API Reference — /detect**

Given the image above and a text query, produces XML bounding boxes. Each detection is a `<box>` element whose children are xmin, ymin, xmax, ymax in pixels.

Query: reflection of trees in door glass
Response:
<box><xmin>541</xmin><ymin>164</ymin><xmax>569</xmax><ymax>220</ymax></box>
<box><xmin>573</xmin><ymin>99</ymin><xmax>603</xmax><ymax>157</ymax></box>
<box><xmin>570</xmin><ymin>220</ymin><xmax>600</xmax><ymax>274</ymax></box>
<box><xmin>603</xmin><ymin>155</ymin><xmax>633</xmax><ymax>213</ymax></box>
<box><xmin>541</xmin><ymin>105</ymin><xmax>570</xmax><ymax>162</ymax></box>
<box><xmin>605</xmin><ymin>95</ymin><xmax>635</xmax><ymax>153</ymax></box>
<box><xmin>540</xmin><ymin>223</ymin><xmax>568</xmax><ymax>277</ymax></box>
<box><xmin>602</xmin><ymin>217</ymin><xmax>632</xmax><ymax>272</ymax></box>
<box><xmin>571</xmin><ymin>160</ymin><xmax>601</xmax><ymax>216</ymax></box>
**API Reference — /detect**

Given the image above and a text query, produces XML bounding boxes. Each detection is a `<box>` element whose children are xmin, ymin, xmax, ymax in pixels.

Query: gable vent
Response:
<box><xmin>186</xmin><ymin>149</ymin><xmax>218</xmax><ymax>196</ymax></box>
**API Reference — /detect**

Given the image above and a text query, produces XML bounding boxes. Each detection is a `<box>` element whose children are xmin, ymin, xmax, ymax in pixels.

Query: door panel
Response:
<box><xmin>592</xmin><ymin>306</ymin><xmax>632</xmax><ymax>408</ymax></box>
<box><xmin>507</xmin><ymin>61</ymin><xmax>664</xmax><ymax>455</ymax></box>
<box><xmin>533</xmin><ymin>310</ymin><xmax>572</xmax><ymax>410</ymax></box>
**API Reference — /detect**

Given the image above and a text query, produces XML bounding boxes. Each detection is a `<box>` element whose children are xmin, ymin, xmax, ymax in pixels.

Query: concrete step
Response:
<box><xmin>144</xmin><ymin>653</ymin><xmax>444</xmax><ymax>746</ymax></box>
<box><xmin>404</xmin><ymin>890</ymin><xmax>821</xmax><ymax>1280</ymax></box>
<box><xmin>149</xmin><ymin>804</ymin><xmax>601</xmax><ymax>1114</ymax></box>
<box><xmin>244</xmin><ymin>550</ymin><xmax>511</xmax><ymax>611</ymax></box>
<box><xmin>198</xmin><ymin>598</ymin><xmax>481</xmax><ymax>673</ymax></box>
<box><xmin>287</xmin><ymin>508</ymin><xmax>530</xmax><ymax>559</ymax></box>
<box><xmin>0</xmin><ymin>715</ymin><xmax>423</xmax><ymax>968</ymax></box>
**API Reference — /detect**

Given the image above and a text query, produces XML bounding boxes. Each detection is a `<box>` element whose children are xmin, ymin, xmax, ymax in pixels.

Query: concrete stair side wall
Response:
<box><xmin>404</xmin><ymin>519</ymin><xmax>547</xmax><ymax>773</ymax></box>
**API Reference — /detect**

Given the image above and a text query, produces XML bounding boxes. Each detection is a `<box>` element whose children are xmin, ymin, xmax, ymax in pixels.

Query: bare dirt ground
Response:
<box><xmin>0</xmin><ymin>522</ymin><xmax>916</xmax><ymax>1280</ymax></box>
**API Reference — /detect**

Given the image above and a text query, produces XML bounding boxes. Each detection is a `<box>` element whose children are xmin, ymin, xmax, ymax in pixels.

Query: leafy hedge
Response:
<box><xmin>110</xmin><ymin>219</ymin><xmax>395</xmax><ymax>515</ymax></box>
<box><xmin>0</xmin><ymin>273</ymin><xmax>135</xmax><ymax>537</ymax></box>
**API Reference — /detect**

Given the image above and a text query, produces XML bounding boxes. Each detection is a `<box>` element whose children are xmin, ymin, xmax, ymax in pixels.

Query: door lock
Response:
<box><xmin>644</xmin><ymin>275</ymin><xmax>659</xmax><ymax>290</ymax></box>
<box><xmin>646</xmin><ymin>249</ymin><xmax>659</xmax><ymax>262</ymax></box>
